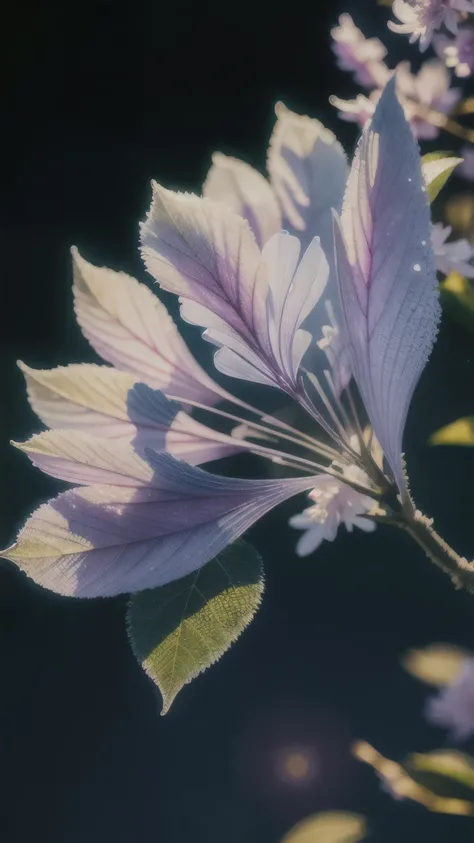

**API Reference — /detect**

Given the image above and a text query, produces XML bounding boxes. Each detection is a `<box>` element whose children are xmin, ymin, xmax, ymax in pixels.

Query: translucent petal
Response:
<box><xmin>2</xmin><ymin>455</ymin><xmax>316</xmax><ymax>597</ymax></box>
<box><xmin>334</xmin><ymin>80</ymin><xmax>440</xmax><ymax>493</ymax></box>
<box><xmin>72</xmin><ymin>249</ymin><xmax>224</xmax><ymax>405</ymax></box>
<box><xmin>203</xmin><ymin>153</ymin><xmax>281</xmax><ymax>247</ymax></box>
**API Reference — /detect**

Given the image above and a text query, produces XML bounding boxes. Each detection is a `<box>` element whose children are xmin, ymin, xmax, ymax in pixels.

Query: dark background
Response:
<box><xmin>1</xmin><ymin>1</ymin><xmax>474</xmax><ymax>841</ymax></box>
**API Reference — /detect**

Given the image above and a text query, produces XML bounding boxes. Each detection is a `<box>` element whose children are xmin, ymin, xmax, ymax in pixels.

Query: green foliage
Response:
<box><xmin>281</xmin><ymin>812</ymin><xmax>367</xmax><ymax>843</ymax></box>
<box><xmin>353</xmin><ymin>741</ymin><xmax>474</xmax><ymax>816</ymax></box>
<box><xmin>430</xmin><ymin>415</ymin><xmax>474</xmax><ymax>446</ymax></box>
<box><xmin>439</xmin><ymin>271</ymin><xmax>474</xmax><ymax>335</ymax></box>
<box><xmin>127</xmin><ymin>541</ymin><xmax>264</xmax><ymax>714</ymax></box>
<box><xmin>421</xmin><ymin>152</ymin><xmax>462</xmax><ymax>203</ymax></box>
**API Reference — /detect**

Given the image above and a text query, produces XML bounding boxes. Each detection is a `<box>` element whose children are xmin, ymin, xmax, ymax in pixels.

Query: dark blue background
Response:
<box><xmin>1</xmin><ymin>1</ymin><xmax>474</xmax><ymax>841</ymax></box>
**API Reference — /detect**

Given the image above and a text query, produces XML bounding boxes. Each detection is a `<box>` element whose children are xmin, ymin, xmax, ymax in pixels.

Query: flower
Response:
<box><xmin>1</xmin><ymin>82</ymin><xmax>441</xmax><ymax>598</ymax></box>
<box><xmin>331</xmin><ymin>14</ymin><xmax>391</xmax><ymax>88</ymax></box>
<box><xmin>425</xmin><ymin>657</ymin><xmax>474</xmax><ymax>739</ymax></box>
<box><xmin>431</xmin><ymin>222</ymin><xmax>474</xmax><ymax>276</ymax></box>
<box><xmin>395</xmin><ymin>59</ymin><xmax>461</xmax><ymax>139</ymax></box>
<box><xmin>289</xmin><ymin>437</ymin><xmax>378</xmax><ymax>556</ymax></box>
<box><xmin>330</xmin><ymin>92</ymin><xmax>379</xmax><ymax>128</ymax></box>
<box><xmin>435</xmin><ymin>27</ymin><xmax>474</xmax><ymax>76</ymax></box>
<box><xmin>332</xmin><ymin>59</ymin><xmax>461</xmax><ymax>140</ymax></box>
<box><xmin>388</xmin><ymin>0</ymin><xmax>474</xmax><ymax>52</ymax></box>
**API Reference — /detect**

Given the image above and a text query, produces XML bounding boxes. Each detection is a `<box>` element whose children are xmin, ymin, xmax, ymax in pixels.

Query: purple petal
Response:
<box><xmin>267</xmin><ymin>103</ymin><xmax>348</xmax><ymax>257</ymax></box>
<box><xmin>203</xmin><ymin>153</ymin><xmax>281</xmax><ymax>247</ymax></box>
<box><xmin>267</xmin><ymin>104</ymin><xmax>349</xmax><ymax>355</ymax></box>
<box><xmin>140</xmin><ymin>185</ymin><xmax>269</xmax><ymax>350</ymax></box>
<box><xmin>262</xmin><ymin>233</ymin><xmax>329</xmax><ymax>381</ymax></box>
<box><xmin>334</xmin><ymin>79</ymin><xmax>440</xmax><ymax>493</ymax></box>
<box><xmin>72</xmin><ymin>248</ymin><xmax>225</xmax><ymax>405</ymax></box>
<box><xmin>19</xmin><ymin>364</ymin><xmax>239</xmax><ymax>465</ymax></box>
<box><xmin>3</xmin><ymin>454</ymin><xmax>316</xmax><ymax>597</ymax></box>
<box><xmin>141</xmin><ymin>186</ymin><xmax>327</xmax><ymax>392</ymax></box>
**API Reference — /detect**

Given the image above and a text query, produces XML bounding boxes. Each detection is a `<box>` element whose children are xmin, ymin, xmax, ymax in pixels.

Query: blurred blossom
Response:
<box><xmin>426</xmin><ymin>657</ymin><xmax>474</xmax><ymax>739</ymax></box>
<box><xmin>395</xmin><ymin>59</ymin><xmax>461</xmax><ymax>138</ymax></box>
<box><xmin>330</xmin><ymin>92</ymin><xmax>379</xmax><ymax>126</ymax></box>
<box><xmin>331</xmin><ymin>14</ymin><xmax>391</xmax><ymax>87</ymax></box>
<box><xmin>459</xmin><ymin>144</ymin><xmax>474</xmax><ymax>179</ymax></box>
<box><xmin>435</xmin><ymin>27</ymin><xmax>474</xmax><ymax>76</ymax></box>
<box><xmin>431</xmin><ymin>222</ymin><xmax>474</xmax><ymax>276</ymax></box>
<box><xmin>331</xmin><ymin>59</ymin><xmax>460</xmax><ymax>139</ymax></box>
<box><xmin>388</xmin><ymin>0</ymin><xmax>474</xmax><ymax>52</ymax></box>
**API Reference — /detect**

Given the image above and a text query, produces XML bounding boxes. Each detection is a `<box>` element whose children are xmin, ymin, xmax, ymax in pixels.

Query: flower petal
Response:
<box><xmin>203</xmin><ymin>153</ymin><xmax>281</xmax><ymax>247</ymax></box>
<box><xmin>72</xmin><ymin>248</ymin><xmax>224</xmax><ymax>405</ymax></box>
<box><xmin>267</xmin><ymin>104</ymin><xmax>349</xmax><ymax>352</ymax></box>
<box><xmin>2</xmin><ymin>454</ymin><xmax>316</xmax><ymax>597</ymax></box>
<box><xmin>140</xmin><ymin>184</ymin><xmax>268</xmax><ymax>348</ymax></box>
<box><xmin>334</xmin><ymin>79</ymin><xmax>440</xmax><ymax>493</ymax></box>
<box><xmin>141</xmin><ymin>186</ymin><xmax>326</xmax><ymax>391</ymax></box>
<box><xmin>263</xmin><ymin>232</ymin><xmax>329</xmax><ymax>381</ymax></box>
<box><xmin>19</xmin><ymin>362</ymin><xmax>137</xmax><ymax>437</ymax></box>
<box><xmin>267</xmin><ymin>103</ymin><xmax>348</xmax><ymax>256</ymax></box>
<box><xmin>19</xmin><ymin>364</ymin><xmax>239</xmax><ymax>464</ymax></box>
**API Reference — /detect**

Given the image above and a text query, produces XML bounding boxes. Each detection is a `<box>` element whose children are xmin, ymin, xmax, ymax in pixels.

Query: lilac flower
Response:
<box><xmin>2</xmin><ymin>82</ymin><xmax>441</xmax><ymax>598</ymax></box>
<box><xmin>332</xmin><ymin>59</ymin><xmax>461</xmax><ymax>140</ymax></box>
<box><xmin>395</xmin><ymin>59</ymin><xmax>461</xmax><ymax>139</ymax></box>
<box><xmin>425</xmin><ymin>657</ymin><xmax>474</xmax><ymax>739</ymax></box>
<box><xmin>435</xmin><ymin>27</ymin><xmax>474</xmax><ymax>76</ymax></box>
<box><xmin>331</xmin><ymin>14</ymin><xmax>391</xmax><ymax>88</ymax></box>
<box><xmin>330</xmin><ymin>92</ymin><xmax>379</xmax><ymax>128</ymax></box>
<box><xmin>432</xmin><ymin>222</ymin><xmax>474</xmax><ymax>276</ymax></box>
<box><xmin>388</xmin><ymin>0</ymin><xmax>474</xmax><ymax>52</ymax></box>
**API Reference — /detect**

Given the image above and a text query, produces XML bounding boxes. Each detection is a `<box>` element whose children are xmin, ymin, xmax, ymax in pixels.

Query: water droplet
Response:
<box><xmin>408</xmin><ymin>177</ymin><xmax>412</xmax><ymax>182</ymax></box>
<box><xmin>413</xmin><ymin>263</ymin><xmax>421</xmax><ymax>272</ymax></box>
<box><xmin>421</xmin><ymin>240</ymin><xmax>427</xmax><ymax>246</ymax></box>
<box><xmin>421</xmin><ymin>186</ymin><xmax>426</xmax><ymax>192</ymax></box>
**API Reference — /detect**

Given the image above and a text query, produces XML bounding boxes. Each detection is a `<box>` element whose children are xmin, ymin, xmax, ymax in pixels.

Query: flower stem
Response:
<box><xmin>395</xmin><ymin>509</ymin><xmax>474</xmax><ymax>594</ymax></box>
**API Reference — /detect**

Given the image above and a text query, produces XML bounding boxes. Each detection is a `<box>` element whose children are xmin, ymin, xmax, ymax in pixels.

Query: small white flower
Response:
<box><xmin>425</xmin><ymin>657</ymin><xmax>474</xmax><ymax>739</ymax></box>
<box><xmin>432</xmin><ymin>222</ymin><xmax>474</xmax><ymax>277</ymax></box>
<box><xmin>289</xmin><ymin>438</ymin><xmax>377</xmax><ymax>557</ymax></box>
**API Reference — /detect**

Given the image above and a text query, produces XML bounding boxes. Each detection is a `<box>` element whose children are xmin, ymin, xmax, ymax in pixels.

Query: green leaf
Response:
<box><xmin>402</xmin><ymin>643</ymin><xmax>468</xmax><ymax>686</ymax></box>
<box><xmin>353</xmin><ymin>741</ymin><xmax>474</xmax><ymax>816</ymax></box>
<box><xmin>439</xmin><ymin>270</ymin><xmax>474</xmax><ymax>334</ymax></box>
<box><xmin>430</xmin><ymin>416</ymin><xmax>474</xmax><ymax>446</ymax></box>
<box><xmin>127</xmin><ymin>541</ymin><xmax>264</xmax><ymax>714</ymax></box>
<box><xmin>421</xmin><ymin>152</ymin><xmax>462</xmax><ymax>203</ymax></box>
<box><xmin>406</xmin><ymin>750</ymin><xmax>474</xmax><ymax>798</ymax></box>
<box><xmin>281</xmin><ymin>812</ymin><xmax>367</xmax><ymax>843</ymax></box>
